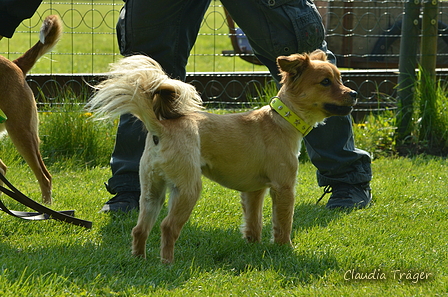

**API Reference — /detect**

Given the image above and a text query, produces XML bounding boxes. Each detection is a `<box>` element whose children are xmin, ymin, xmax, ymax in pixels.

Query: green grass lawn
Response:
<box><xmin>0</xmin><ymin>156</ymin><xmax>446</xmax><ymax>296</ymax></box>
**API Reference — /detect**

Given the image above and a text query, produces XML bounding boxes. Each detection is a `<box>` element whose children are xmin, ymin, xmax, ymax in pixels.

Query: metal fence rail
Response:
<box><xmin>2</xmin><ymin>0</ymin><xmax>448</xmax><ymax>114</ymax></box>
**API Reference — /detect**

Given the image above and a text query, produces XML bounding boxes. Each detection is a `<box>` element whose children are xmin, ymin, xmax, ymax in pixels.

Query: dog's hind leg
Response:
<box><xmin>5</xmin><ymin>116</ymin><xmax>52</xmax><ymax>204</ymax></box>
<box><xmin>269</xmin><ymin>185</ymin><xmax>295</xmax><ymax>246</ymax></box>
<box><xmin>132</xmin><ymin>168</ymin><xmax>167</xmax><ymax>259</ymax></box>
<box><xmin>0</xmin><ymin>159</ymin><xmax>6</xmax><ymax>176</ymax></box>
<box><xmin>240</xmin><ymin>189</ymin><xmax>268</xmax><ymax>243</ymax></box>
<box><xmin>0</xmin><ymin>159</ymin><xmax>7</xmax><ymax>190</ymax></box>
<box><xmin>160</xmin><ymin>174</ymin><xmax>202</xmax><ymax>264</ymax></box>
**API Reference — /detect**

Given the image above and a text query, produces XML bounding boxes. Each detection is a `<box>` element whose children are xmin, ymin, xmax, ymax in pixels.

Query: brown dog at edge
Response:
<box><xmin>88</xmin><ymin>50</ymin><xmax>358</xmax><ymax>263</ymax></box>
<box><xmin>0</xmin><ymin>15</ymin><xmax>62</xmax><ymax>204</ymax></box>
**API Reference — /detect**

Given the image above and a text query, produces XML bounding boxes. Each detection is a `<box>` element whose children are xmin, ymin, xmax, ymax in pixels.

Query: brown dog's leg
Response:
<box><xmin>132</xmin><ymin>169</ymin><xmax>167</xmax><ymax>258</ymax></box>
<box><xmin>0</xmin><ymin>159</ymin><xmax>7</xmax><ymax>190</ymax></box>
<box><xmin>160</xmin><ymin>180</ymin><xmax>201</xmax><ymax>264</ymax></box>
<box><xmin>240</xmin><ymin>189</ymin><xmax>267</xmax><ymax>243</ymax></box>
<box><xmin>270</xmin><ymin>186</ymin><xmax>295</xmax><ymax>246</ymax></box>
<box><xmin>0</xmin><ymin>159</ymin><xmax>7</xmax><ymax>176</ymax></box>
<box><xmin>5</xmin><ymin>117</ymin><xmax>52</xmax><ymax>204</ymax></box>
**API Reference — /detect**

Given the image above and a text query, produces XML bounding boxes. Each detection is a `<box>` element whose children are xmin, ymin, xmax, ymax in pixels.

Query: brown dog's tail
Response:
<box><xmin>13</xmin><ymin>15</ymin><xmax>63</xmax><ymax>75</ymax></box>
<box><xmin>88</xmin><ymin>55</ymin><xmax>203</xmax><ymax>136</ymax></box>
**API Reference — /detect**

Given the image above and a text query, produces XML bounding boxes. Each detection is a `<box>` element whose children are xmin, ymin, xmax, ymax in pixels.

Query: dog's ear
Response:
<box><xmin>277</xmin><ymin>54</ymin><xmax>310</xmax><ymax>83</ymax></box>
<box><xmin>155</xmin><ymin>83</ymin><xmax>176</xmax><ymax>93</ymax></box>
<box><xmin>153</xmin><ymin>84</ymin><xmax>179</xmax><ymax>119</ymax></box>
<box><xmin>309</xmin><ymin>49</ymin><xmax>327</xmax><ymax>61</ymax></box>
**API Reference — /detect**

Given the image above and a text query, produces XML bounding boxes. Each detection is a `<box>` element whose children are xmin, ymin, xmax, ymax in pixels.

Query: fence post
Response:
<box><xmin>420</xmin><ymin>0</ymin><xmax>439</xmax><ymax>78</ymax></box>
<box><xmin>396</xmin><ymin>0</ymin><xmax>421</xmax><ymax>143</ymax></box>
<box><xmin>419</xmin><ymin>0</ymin><xmax>439</xmax><ymax>147</ymax></box>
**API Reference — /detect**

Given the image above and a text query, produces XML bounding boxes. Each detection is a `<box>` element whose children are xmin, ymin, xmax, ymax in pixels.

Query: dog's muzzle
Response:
<box><xmin>324</xmin><ymin>90</ymin><xmax>357</xmax><ymax>116</ymax></box>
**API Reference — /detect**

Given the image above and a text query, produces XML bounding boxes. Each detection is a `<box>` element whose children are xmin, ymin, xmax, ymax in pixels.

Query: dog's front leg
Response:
<box><xmin>132</xmin><ymin>186</ymin><xmax>166</xmax><ymax>258</ymax></box>
<box><xmin>132</xmin><ymin>162</ymin><xmax>167</xmax><ymax>259</ymax></box>
<box><xmin>240</xmin><ymin>189</ymin><xmax>268</xmax><ymax>243</ymax></box>
<box><xmin>160</xmin><ymin>181</ymin><xmax>201</xmax><ymax>264</ymax></box>
<box><xmin>270</xmin><ymin>186</ymin><xmax>295</xmax><ymax>246</ymax></box>
<box><xmin>132</xmin><ymin>222</ymin><xmax>150</xmax><ymax>258</ymax></box>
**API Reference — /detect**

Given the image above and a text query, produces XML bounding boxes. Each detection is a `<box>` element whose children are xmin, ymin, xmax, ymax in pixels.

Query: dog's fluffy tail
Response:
<box><xmin>13</xmin><ymin>15</ymin><xmax>62</xmax><ymax>75</ymax></box>
<box><xmin>88</xmin><ymin>55</ymin><xmax>203</xmax><ymax>135</ymax></box>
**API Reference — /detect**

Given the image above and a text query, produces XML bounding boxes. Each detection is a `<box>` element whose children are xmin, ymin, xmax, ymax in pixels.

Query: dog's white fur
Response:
<box><xmin>89</xmin><ymin>51</ymin><xmax>357</xmax><ymax>263</ymax></box>
<box><xmin>0</xmin><ymin>15</ymin><xmax>62</xmax><ymax>204</ymax></box>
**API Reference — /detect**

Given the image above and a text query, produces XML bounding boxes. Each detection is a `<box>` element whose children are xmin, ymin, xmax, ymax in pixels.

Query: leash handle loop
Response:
<box><xmin>0</xmin><ymin>173</ymin><xmax>92</xmax><ymax>228</ymax></box>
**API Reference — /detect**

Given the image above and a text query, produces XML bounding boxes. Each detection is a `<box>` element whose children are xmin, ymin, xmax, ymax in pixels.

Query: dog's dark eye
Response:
<box><xmin>320</xmin><ymin>78</ymin><xmax>331</xmax><ymax>86</ymax></box>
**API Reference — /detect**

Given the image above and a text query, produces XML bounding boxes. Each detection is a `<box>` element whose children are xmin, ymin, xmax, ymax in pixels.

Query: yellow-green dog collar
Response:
<box><xmin>0</xmin><ymin>109</ymin><xmax>7</xmax><ymax>124</ymax></box>
<box><xmin>270</xmin><ymin>97</ymin><xmax>313</xmax><ymax>136</ymax></box>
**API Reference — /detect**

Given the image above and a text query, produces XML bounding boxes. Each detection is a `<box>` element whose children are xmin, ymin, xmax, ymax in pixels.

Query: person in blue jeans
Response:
<box><xmin>0</xmin><ymin>0</ymin><xmax>43</xmax><ymax>39</ymax></box>
<box><xmin>101</xmin><ymin>0</ymin><xmax>372</xmax><ymax>212</ymax></box>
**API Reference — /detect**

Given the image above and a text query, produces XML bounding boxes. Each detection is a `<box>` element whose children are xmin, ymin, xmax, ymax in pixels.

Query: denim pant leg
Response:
<box><xmin>107</xmin><ymin>113</ymin><xmax>145</xmax><ymax>193</ymax></box>
<box><xmin>224</xmin><ymin>0</ymin><xmax>372</xmax><ymax>187</ymax></box>
<box><xmin>222</xmin><ymin>0</ymin><xmax>326</xmax><ymax>61</ymax></box>
<box><xmin>304</xmin><ymin>116</ymin><xmax>372</xmax><ymax>186</ymax></box>
<box><xmin>107</xmin><ymin>0</ymin><xmax>211</xmax><ymax>193</ymax></box>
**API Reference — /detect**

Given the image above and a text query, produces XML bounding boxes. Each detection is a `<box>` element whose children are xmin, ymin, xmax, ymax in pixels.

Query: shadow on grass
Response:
<box><xmin>93</xmin><ymin>202</ymin><xmax>345</xmax><ymax>289</ymax></box>
<box><xmin>0</xmin><ymin>202</ymin><xmax>344</xmax><ymax>293</ymax></box>
<box><xmin>293</xmin><ymin>202</ymin><xmax>348</xmax><ymax>230</ymax></box>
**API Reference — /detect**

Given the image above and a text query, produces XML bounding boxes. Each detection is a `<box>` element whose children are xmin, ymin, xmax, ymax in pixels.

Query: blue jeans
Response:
<box><xmin>107</xmin><ymin>0</ymin><xmax>372</xmax><ymax>194</ymax></box>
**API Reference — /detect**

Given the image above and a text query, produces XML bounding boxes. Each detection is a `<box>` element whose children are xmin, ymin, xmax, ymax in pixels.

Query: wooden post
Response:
<box><xmin>396</xmin><ymin>0</ymin><xmax>421</xmax><ymax>143</ymax></box>
<box><xmin>420</xmin><ymin>0</ymin><xmax>439</xmax><ymax>78</ymax></box>
<box><xmin>419</xmin><ymin>0</ymin><xmax>439</xmax><ymax>145</ymax></box>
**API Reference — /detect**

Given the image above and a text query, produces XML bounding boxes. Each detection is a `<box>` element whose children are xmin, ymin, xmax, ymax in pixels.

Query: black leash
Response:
<box><xmin>316</xmin><ymin>185</ymin><xmax>332</xmax><ymax>205</ymax></box>
<box><xmin>0</xmin><ymin>172</ymin><xmax>92</xmax><ymax>229</ymax></box>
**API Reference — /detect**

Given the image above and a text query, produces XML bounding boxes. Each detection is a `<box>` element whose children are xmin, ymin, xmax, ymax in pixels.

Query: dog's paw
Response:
<box><xmin>243</xmin><ymin>234</ymin><xmax>261</xmax><ymax>243</ymax></box>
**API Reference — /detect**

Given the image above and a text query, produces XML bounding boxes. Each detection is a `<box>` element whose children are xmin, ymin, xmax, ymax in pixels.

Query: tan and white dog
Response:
<box><xmin>88</xmin><ymin>50</ymin><xmax>357</xmax><ymax>263</ymax></box>
<box><xmin>0</xmin><ymin>15</ymin><xmax>62</xmax><ymax>204</ymax></box>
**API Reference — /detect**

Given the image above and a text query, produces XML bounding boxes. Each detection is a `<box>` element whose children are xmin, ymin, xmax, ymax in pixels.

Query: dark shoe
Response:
<box><xmin>100</xmin><ymin>191</ymin><xmax>140</xmax><ymax>213</ymax></box>
<box><xmin>320</xmin><ymin>182</ymin><xmax>372</xmax><ymax>209</ymax></box>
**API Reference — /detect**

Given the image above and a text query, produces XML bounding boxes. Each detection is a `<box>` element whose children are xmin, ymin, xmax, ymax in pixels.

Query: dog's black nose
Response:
<box><xmin>349</xmin><ymin>90</ymin><xmax>357</xmax><ymax>98</ymax></box>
